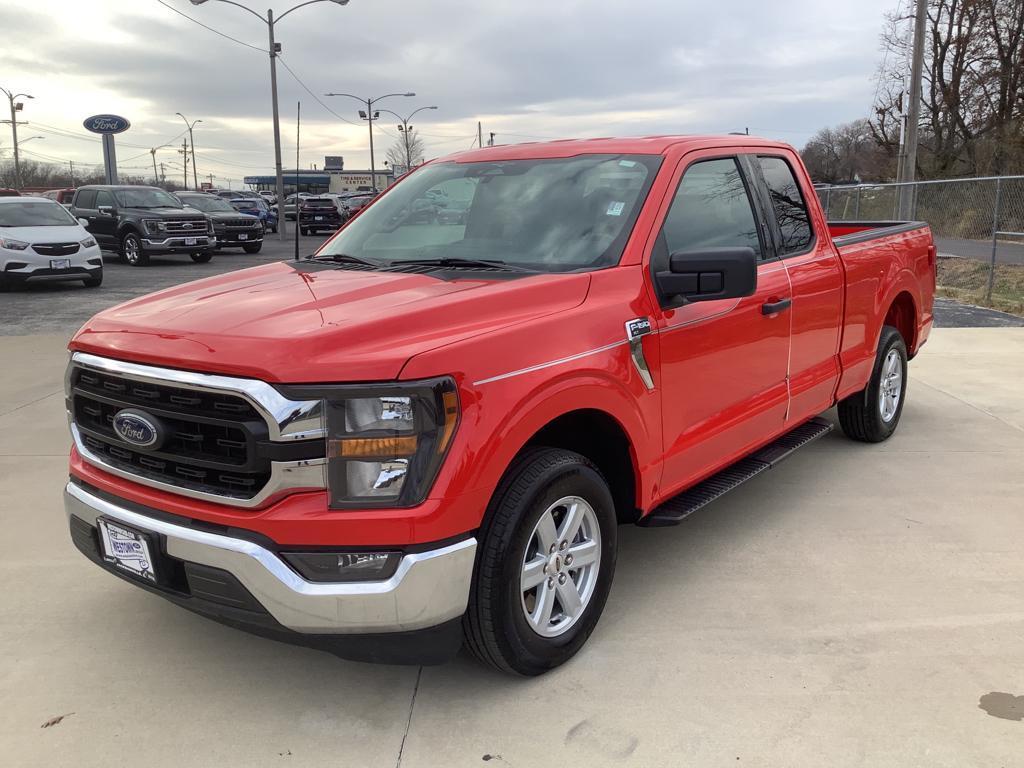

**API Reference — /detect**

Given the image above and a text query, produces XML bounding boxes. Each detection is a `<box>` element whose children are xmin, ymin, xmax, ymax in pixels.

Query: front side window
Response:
<box><xmin>75</xmin><ymin>190</ymin><xmax>97</xmax><ymax>209</ymax></box>
<box><xmin>318</xmin><ymin>154</ymin><xmax>660</xmax><ymax>273</ymax></box>
<box><xmin>660</xmin><ymin>157</ymin><xmax>762</xmax><ymax>259</ymax></box>
<box><xmin>95</xmin><ymin>190</ymin><xmax>114</xmax><ymax>208</ymax></box>
<box><xmin>757</xmin><ymin>156</ymin><xmax>813</xmax><ymax>254</ymax></box>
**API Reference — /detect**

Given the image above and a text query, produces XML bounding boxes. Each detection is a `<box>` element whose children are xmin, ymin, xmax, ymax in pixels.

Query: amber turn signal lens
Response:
<box><xmin>329</xmin><ymin>435</ymin><xmax>419</xmax><ymax>459</ymax></box>
<box><xmin>437</xmin><ymin>390</ymin><xmax>458</xmax><ymax>454</ymax></box>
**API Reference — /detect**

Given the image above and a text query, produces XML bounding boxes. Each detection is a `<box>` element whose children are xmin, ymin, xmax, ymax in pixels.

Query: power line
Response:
<box><xmin>153</xmin><ymin>0</ymin><xmax>266</xmax><ymax>53</ymax></box>
<box><xmin>275</xmin><ymin>56</ymin><xmax>360</xmax><ymax>127</ymax></box>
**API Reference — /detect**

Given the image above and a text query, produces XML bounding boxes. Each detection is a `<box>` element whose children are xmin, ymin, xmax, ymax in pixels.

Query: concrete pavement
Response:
<box><xmin>1</xmin><ymin>329</ymin><xmax>1022</xmax><ymax>767</ymax></box>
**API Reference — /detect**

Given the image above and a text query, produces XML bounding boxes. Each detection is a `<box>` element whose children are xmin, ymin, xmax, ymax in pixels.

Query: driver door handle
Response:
<box><xmin>761</xmin><ymin>297</ymin><xmax>792</xmax><ymax>315</ymax></box>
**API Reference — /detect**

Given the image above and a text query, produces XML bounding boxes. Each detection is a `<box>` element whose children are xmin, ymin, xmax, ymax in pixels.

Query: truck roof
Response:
<box><xmin>440</xmin><ymin>134</ymin><xmax>792</xmax><ymax>163</ymax></box>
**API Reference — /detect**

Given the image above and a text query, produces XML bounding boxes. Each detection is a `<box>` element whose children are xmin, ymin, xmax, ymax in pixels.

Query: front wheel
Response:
<box><xmin>463</xmin><ymin>448</ymin><xmax>617</xmax><ymax>676</ymax></box>
<box><xmin>83</xmin><ymin>270</ymin><xmax>103</xmax><ymax>288</ymax></box>
<box><xmin>243</xmin><ymin>242</ymin><xmax>262</xmax><ymax>254</ymax></box>
<box><xmin>190</xmin><ymin>251</ymin><xmax>212</xmax><ymax>263</ymax></box>
<box><xmin>121</xmin><ymin>232</ymin><xmax>148</xmax><ymax>266</ymax></box>
<box><xmin>838</xmin><ymin>325</ymin><xmax>908</xmax><ymax>443</ymax></box>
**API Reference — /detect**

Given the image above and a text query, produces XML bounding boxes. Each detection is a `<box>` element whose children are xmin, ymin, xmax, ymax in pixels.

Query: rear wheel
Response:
<box><xmin>190</xmin><ymin>251</ymin><xmax>212</xmax><ymax>263</ymax></box>
<box><xmin>463</xmin><ymin>448</ymin><xmax>617</xmax><ymax>676</ymax></box>
<box><xmin>121</xmin><ymin>232</ymin><xmax>148</xmax><ymax>266</ymax></box>
<box><xmin>838</xmin><ymin>325</ymin><xmax>908</xmax><ymax>443</ymax></box>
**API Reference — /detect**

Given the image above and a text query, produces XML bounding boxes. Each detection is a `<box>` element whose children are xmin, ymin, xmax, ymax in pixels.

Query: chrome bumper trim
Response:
<box><xmin>141</xmin><ymin>236</ymin><xmax>213</xmax><ymax>247</ymax></box>
<box><xmin>65</xmin><ymin>482</ymin><xmax>477</xmax><ymax>634</ymax></box>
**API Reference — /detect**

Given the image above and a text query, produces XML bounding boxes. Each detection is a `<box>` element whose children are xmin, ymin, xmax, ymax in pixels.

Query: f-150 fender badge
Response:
<box><xmin>624</xmin><ymin>318</ymin><xmax>655</xmax><ymax>390</ymax></box>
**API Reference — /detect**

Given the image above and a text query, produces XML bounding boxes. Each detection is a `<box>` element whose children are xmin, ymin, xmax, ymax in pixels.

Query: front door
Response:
<box><xmin>92</xmin><ymin>189</ymin><xmax>119</xmax><ymax>247</ymax></box>
<box><xmin>649</xmin><ymin>152</ymin><xmax>792</xmax><ymax>498</ymax></box>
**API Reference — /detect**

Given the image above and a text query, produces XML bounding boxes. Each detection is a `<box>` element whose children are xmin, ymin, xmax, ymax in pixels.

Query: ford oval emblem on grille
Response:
<box><xmin>182</xmin><ymin>222</ymin><xmax>193</xmax><ymax>229</ymax></box>
<box><xmin>112</xmin><ymin>409</ymin><xmax>163</xmax><ymax>450</ymax></box>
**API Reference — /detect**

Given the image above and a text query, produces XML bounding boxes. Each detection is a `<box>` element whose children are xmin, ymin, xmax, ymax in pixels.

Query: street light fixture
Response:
<box><xmin>1</xmin><ymin>87</ymin><xmax>34</xmax><ymax>190</ymax></box>
<box><xmin>325</xmin><ymin>92</ymin><xmax>414</xmax><ymax>191</ymax></box>
<box><xmin>377</xmin><ymin>105</ymin><xmax>437</xmax><ymax>171</ymax></box>
<box><xmin>17</xmin><ymin>135</ymin><xmax>45</xmax><ymax>146</ymax></box>
<box><xmin>187</xmin><ymin>0</ymin><xmax>350</xmax><ymax>239</ymax></box>
<box><xmin>175</xmin><ymin>112</ymin><xmax>202</xmax><ymax>190</ymax></box>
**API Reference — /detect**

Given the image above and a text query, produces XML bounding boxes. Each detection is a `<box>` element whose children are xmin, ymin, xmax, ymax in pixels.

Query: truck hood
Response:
<box><xmin>71</xmin><ymin>261</ymin><xmax>590</xmax><ymax>382</ymax></box>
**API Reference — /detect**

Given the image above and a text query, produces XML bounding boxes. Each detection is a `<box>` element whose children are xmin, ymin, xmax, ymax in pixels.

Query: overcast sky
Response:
<box><xmin>1</xmin><ymin>0</ymin><xmax>896</xmax><ymax>185</ymax></box>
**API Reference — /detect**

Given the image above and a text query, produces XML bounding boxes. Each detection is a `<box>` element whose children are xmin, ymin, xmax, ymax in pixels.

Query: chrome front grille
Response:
<box><xmin>164</xmin><ymin>217</ymin><xmax>209</xmax><ymax>234</ymax></box>
<box><xmin>66</xmin><ymin>353</ymin><xmax>327</xmax><ymax>508</ymax></box>
<box><xmin>223</xmin><ymin>218</ymin><xmax>261</xmax><ymax>228</ymax></box>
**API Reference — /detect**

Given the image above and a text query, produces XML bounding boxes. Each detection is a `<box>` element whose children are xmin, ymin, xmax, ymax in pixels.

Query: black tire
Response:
<box><xmin>0</xmin><ymin>277</ymin><xmax>9</xmax><ymax>292</ymax></box>
<box><xmin>243</xmin><ymin>242</ymin><xmax>262</xmax><ymax>254</ymax></box>
<box><xmin>190</xmin><ymin>251</ymin><xmax>212</xmax><ymax>263</ymax></box>
<box><xmin>121</xmin><ymin>232</ymin><xmax>148</xmax><ymax>266</ymax></box>
<box><xmin>83</xmin><ymin>270</ymin><xmax>103</xmax><ymax>288</ymax></box>
<box><xmin>301</xmin><ymin>227</ymin><xmax>310</xmax><ymax>236</ymax></box>
<box><xmin>838</xmin><ymin>325</ymin><xmax>908</xmax><ymax>443</ymax></box>
<box><xmin>463</xmin><ymin>447</ymin><xmax>617</xmax><ymax>676</ymax></box>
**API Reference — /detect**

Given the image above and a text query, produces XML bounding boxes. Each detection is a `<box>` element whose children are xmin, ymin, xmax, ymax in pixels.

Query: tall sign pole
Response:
<box><xmin>82</xmin><ymin>114</ymin><xmax>130</xmax><ymax>183</ymax></box>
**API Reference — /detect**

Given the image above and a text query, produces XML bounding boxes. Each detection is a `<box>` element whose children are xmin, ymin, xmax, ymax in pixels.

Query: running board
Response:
<box><xmin>638</xmin><ymin>417</ymin><xmax>833</xmax><ymax>528</ymax></box>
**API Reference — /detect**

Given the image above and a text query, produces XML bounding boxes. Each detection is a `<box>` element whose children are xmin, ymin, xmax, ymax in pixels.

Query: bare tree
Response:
<box><xmin>801</xmin><ymin>119</ymin><xmax>893</xmax><ymax>183</ymax></box>
<box><xmin>385</xmin><ymin>129</ymin><xmax>425</xmax><ymax>171</ymax></box>
<box><xmin>870</xmin><ymin>0</ymin><xmax>1024</xmax><ymax>177</ymax></box>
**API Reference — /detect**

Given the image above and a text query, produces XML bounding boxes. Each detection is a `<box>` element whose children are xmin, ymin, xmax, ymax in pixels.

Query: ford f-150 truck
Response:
<box><xmin>63</xmin><ymin>136</ymin><xmax>935</xmax><ymax>675</ymax></box>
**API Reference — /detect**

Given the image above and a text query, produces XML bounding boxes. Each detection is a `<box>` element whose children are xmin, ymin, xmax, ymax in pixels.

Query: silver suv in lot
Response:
<box><xmin>0</xmin><ymin>196</ymin><xmax>103</xmax><ymax>290</ymax></box>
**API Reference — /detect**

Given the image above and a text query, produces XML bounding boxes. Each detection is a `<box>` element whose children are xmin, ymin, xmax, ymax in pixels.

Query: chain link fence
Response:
<box><xmin>816</xmin><ymin>176</ymin><xmax>1024</xmax><ymax>314</ymax></box>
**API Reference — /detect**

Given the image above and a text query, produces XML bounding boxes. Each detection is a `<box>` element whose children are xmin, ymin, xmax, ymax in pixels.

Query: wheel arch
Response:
<box><xmin>883</xmin><ymin>289</ymin><xmax>918</xmax><ymax>355</ymax></box>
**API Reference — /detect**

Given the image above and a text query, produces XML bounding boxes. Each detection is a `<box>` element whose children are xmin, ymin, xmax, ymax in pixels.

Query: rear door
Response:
<box><xmin>750</xmin><ymin>153</ymin><xmax>844</xmax><ymax>422</ymax></box>
<box><xmin>649</xmin><ymin>150</ymin><xmax>792</xmax><ymax>497</ymax></box>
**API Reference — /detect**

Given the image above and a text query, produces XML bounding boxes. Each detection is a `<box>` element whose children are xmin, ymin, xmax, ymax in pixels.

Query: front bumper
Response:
<box><xmin>141</xmin><ymin>235</ymin><xmax>213</xmax><ymax>253</ymax></box>
<box><xmin>215</xmin><ymin>230</ymin><xmax>264</xmax><ymax>247</ymax></box>
<box><xmin>65</xmin><ymin>481</ymin><xmax>476</xmax><ymax>658</ymax></box>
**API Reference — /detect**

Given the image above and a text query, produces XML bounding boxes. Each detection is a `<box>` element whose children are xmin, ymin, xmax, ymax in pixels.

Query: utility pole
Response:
<box><xmin>179</xmin><ymin>139</ymin><xmax>190</xmax><ymax>189</ymax></box>
<box><xmin>68</xmin><ymin>160</ymin><xmax>75</xmax><ymax>187</ymax></box>
<box><xmin>478</xmin><ymin>121</ymin><xmax>483</xmax><ymax>149</ymax></box>
<box><xmin>150</xmin><ymin>148</ymin><xmax>159</xmax><ymax>185</ymax></box>
<box><xmin>207</xmin><ymin>172</ymin><xmax>215</xmax><ymax>187</ymax></box>
<box><xmin>899</xmin><ymin>0</ymin><xmax>927</xmax><ymax>218</ymax></box>
<box><xmin>159</xmin><ymin>162</ymin><xmax>167</xmax><ymax>186</ymax></box>
<box><xmin>294</xmin><ymin>100</ymin><xmax>300</xmax><ymax>261</ymax></box>
<box><xmin>488</xmin><ymin>132</ymin><xmax>496</xmax><ymax>147</ymax></box>
<box><xmin>1</xmin><ymin>87</ymin><xmax>32</xmax><ymax>190</ymax></box>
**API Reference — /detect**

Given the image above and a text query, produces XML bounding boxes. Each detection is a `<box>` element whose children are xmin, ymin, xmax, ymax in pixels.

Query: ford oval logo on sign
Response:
<box><xmin>83</xmin><ymin>114</ymin><xmax>131</xmax><ymax>135</ymax></box>
<box><xmin>112</xmin><ymin>409</ymin><xmax>162</xmax><ymax>450</ymax></box>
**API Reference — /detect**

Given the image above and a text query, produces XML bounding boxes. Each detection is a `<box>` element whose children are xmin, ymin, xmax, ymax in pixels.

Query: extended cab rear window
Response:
<box><xmin>757</xmin><ymin>156</ymin><xmax>813</xmax><ymax>254</ymax></box>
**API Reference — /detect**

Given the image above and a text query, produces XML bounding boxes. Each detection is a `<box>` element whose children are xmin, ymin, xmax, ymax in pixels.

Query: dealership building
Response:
<box><xmin>244</xmin><ymin>156</ymin><xmax>395</xmax><ymax>195</ymax></box>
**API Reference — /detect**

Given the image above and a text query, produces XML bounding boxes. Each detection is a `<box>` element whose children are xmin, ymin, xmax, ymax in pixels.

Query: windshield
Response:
<box><xmin>317</xmin><ymin>154</ymin><xmax>660</xmax><ymax>272</ymax></box>
<box><xmin>231</xmin><ymin>200</ymin><xmax>259</xmax><ymax>210</ymax></box>
<box><xmin>114</xmin><ymin>188</ymin><xmax>183</xmax><ymax>209</ymax></box>
<box><xmin>0</xmin><ymin>200</ymin><xmax>78</xmax><ymax>227</ymax></box>
<box><xmin>181</xmin><ymin>195</ymin><xmax>236</xmax><ymax>213</ymax></box>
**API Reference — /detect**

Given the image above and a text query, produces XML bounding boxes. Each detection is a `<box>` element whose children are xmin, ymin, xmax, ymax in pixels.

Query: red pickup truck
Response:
<box><xmin>64</xmin><ymin>136</ymin><xmax>935</xmax><ymax>675</ymax></box>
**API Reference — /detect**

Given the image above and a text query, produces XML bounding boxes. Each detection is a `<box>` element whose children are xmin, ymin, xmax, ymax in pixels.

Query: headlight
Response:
<box><xmin>0</xmin><ymin>237</ymin><xmax>29</xmax><ymax>251</ymax></box>
<box><xmin>80</xmin><ymin>236</ymin><xmax>97</xmax><ymax>248</ymax></box>
<box><xmin>143</xmin><ymin>219</ymin><xmax>166</xmax><ymax>235</ymax></box>
<box><xmin>280</xmin><ymin>378</ymin><xmax>459</xmax><ymax>508</ymax></box>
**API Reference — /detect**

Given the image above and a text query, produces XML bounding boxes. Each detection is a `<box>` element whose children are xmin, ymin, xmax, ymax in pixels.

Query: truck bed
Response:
<box><xmin>828</xmin><ymin>220</ymin><xmax>930</xmax><ymax>246</ymax></box>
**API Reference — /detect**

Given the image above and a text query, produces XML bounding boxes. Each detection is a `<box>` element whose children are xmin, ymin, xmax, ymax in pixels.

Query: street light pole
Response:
<box><xmin>188</xmin><ymin>0</ymin><xmax>350</xmax><ymax>240</ymax></box>
<box><xmin>379</xmin><ymin>105</ymin><xmax>437</xmax><ymax>170</ymax></box>
<box><xmin>176</xmin><ymin>112</ymin><xmax>202</xmax><ymax>190</ymax></box>
<box><xmin>1</xmin><ymin>87</ymin><xmax>33</xmax><ymax>190</ymax></box>
<box><xmin>325</xmin><ymin>92</ymin><xmax>415</xmax><ymax>191</ymax></box>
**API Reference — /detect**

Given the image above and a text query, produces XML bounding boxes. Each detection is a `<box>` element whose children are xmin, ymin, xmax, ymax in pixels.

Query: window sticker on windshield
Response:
<box><xmin>618</xmin><ymin>160</ymin><xmax>637</xmax><ymax>168</ymax></box>
<box><xmin>606</xmin><ymin>201</ymin><xmax>626</xmax><ymax>217</ymax></box>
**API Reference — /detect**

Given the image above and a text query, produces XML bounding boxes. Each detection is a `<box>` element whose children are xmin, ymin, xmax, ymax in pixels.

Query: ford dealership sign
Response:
<box><xmin>83</xmin><ymin>114</ymin><xmax>131</xmax><ymax>134</ymax></box>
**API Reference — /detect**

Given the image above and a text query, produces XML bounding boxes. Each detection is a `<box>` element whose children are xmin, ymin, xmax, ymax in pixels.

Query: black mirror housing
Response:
<box><xmin>655</xmin><ymin>247</ymin><xmax>757</xmax><ymax>305</ymax></box>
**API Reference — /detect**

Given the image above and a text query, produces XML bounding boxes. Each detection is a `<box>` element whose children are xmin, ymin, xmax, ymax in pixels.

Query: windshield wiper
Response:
<box><xmin>305</xmin><ymin>252</ymin><xmax>380</xmax><ymax>267</ymax></box>
<box><xmin>392</xmin><ymin>257</ymin><xmax>533</xmax><ymax>272</ymax></box>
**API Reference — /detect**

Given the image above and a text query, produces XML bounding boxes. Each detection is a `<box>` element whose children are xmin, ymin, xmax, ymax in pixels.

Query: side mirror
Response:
<box><xmin>655</xmin><ymin>247</ymin><xmax>757</xmax><ymax>306</ymax></box>
<box><xmin>97</xmin><ymin>205</ymin><xmax>116</xmax><ymax>216</ymax></box>
<box><xmin>77</xmin><ymin>218</ymin><xmax>90</xmax><ymax>227</ymax></box>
